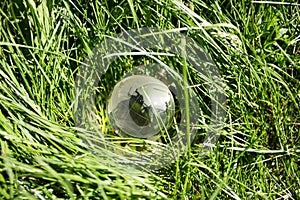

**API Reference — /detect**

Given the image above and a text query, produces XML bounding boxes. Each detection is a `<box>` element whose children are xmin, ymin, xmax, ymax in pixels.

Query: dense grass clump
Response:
<box><xmin>0</xmin><ymin>0</ymin><xmax>299</xmax><ymax>199</ymax></box>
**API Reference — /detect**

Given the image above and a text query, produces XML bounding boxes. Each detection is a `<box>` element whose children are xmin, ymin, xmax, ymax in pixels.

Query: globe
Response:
<box><xmin>107</xmin><ymin>75</ymin><xmax>175</xmax><ymax>138</ymax></box>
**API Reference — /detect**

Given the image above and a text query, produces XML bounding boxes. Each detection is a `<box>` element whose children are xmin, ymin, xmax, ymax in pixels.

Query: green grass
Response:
<box><xmin>0</xmin><ymin>0</ymin><xmax>300</xmax><ymax>199</ymax></box>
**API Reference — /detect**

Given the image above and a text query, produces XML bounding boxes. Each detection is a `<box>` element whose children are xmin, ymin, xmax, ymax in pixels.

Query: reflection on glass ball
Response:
<box><xmin>107</xmin><ymin>75</ymin><xmax>175</xmax><ymax>138</ymax></box>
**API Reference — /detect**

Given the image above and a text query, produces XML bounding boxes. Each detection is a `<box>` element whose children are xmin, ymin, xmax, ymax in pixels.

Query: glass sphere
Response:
<box><xmin>107</xmin><ymin>75</ymin><xmax>175</xmax><ymax>138</ymax></box>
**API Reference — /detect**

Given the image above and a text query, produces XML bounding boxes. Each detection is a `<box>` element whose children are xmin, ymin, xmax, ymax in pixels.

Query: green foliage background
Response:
<box><xmin>0</xmin><ymin>0</ymin><xmax>299</xmax><ymax>199</ymax></box>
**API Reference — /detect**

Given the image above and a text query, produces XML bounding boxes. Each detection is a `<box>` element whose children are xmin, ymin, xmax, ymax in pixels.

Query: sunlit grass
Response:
<box><xmin>0</xmin><ymin>0</ymin><xmax>299</xmax><ymax>199</ymax></box>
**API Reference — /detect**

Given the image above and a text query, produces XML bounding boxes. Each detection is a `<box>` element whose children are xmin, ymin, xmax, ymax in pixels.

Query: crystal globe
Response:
<box><xmin>107</xmin><ymin>75</ymin><xmax>175</xmax><ymax>138</ymax></box>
